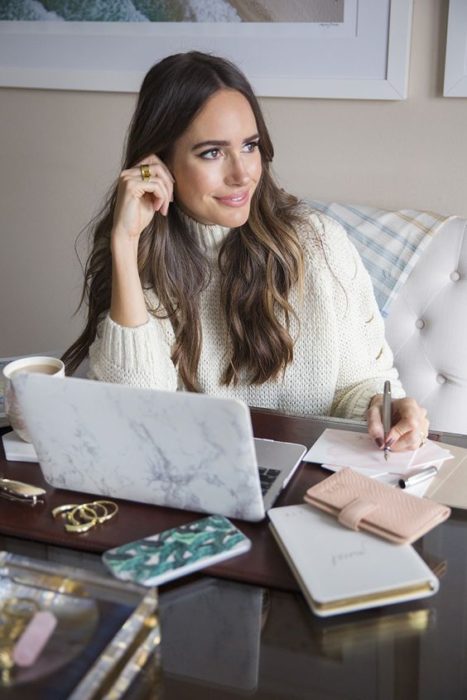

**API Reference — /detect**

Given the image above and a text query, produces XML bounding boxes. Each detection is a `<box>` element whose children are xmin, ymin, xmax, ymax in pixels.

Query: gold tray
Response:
<box><xmin>0</xmin><ymin>551</ymin><xmax>160</xmax><ymax>699</ymax></box>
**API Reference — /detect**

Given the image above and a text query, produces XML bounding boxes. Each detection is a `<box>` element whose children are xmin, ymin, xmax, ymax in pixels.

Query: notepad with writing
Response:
<box><xmin>269</xmin><ymin>504</ymin><xmax>439</xmax><ymax>617</ymax></box>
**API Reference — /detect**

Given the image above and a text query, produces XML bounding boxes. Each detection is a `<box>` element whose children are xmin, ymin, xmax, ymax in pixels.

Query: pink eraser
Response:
<box><xmin>13</xmin><ymin>610</ymin><xmax>57</xmax><ymax>667</ymax></box>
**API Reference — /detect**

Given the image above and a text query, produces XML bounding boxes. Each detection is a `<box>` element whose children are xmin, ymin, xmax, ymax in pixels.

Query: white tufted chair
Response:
<box><xmin>310</xmin><ymin>201</ymin><xmax>467</xmax><ymax>435</ymax></box>
<box><xmin>384</xmin><ymin>216</ymin><xmax>467</xmax><ymax>434</ymax></box>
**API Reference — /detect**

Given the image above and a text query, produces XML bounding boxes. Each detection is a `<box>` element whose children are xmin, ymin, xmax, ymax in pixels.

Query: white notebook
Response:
<box><xmin>269</xmin><ymin>504</ymin><xmax>439</xmax><ymax>617</ymax></box>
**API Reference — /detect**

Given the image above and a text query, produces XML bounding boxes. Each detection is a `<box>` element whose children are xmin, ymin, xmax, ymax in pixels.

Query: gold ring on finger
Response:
<box><xmin>140</xmin><ymin>163</ymin><xmax>151</xmax><ymax>182</ymax></box>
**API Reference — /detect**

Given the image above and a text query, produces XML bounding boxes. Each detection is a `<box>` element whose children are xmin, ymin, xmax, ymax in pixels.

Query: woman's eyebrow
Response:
<box><xmin>191</xmin><ymin>133</ymin><xmax>259</xmax><ymax>151</ymax></box>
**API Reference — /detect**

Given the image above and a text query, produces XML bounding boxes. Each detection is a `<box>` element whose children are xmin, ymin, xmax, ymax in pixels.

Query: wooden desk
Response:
<box><xmin>0</xmin><ymin>410</ymin><xmax>361</xmax><ymax>591</ymax></box>
<box><xmin>1</xmin><ymin>414</ymin><xmax>466</xmax><ymax>700</ymax></box>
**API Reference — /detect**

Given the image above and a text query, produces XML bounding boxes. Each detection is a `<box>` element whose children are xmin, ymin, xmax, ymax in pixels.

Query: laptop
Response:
<box><xmin>12</xmin><ymin>374</ymin><xmax>306</xmax><ymax>522</ymax></box>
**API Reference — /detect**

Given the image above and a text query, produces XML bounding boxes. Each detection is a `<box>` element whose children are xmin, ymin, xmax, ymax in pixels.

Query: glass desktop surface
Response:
<box><xmin>2</xmin><ymin>509</ymin><xmax>467</xmax><ymax>700</ymax></box>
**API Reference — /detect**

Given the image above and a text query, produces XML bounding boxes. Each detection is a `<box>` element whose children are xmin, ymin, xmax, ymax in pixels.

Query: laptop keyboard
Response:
<box><xmin>258</xmin><ymin>467</ymin><xmax>281</xmax><ymax>495</ymax></box>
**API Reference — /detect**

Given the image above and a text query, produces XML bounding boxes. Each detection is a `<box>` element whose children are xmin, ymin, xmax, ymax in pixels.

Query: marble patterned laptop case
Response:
<box><xmin>12</xmin><ymin>374</ymin><xmax>266</xmax><ymax>521</ymax></box>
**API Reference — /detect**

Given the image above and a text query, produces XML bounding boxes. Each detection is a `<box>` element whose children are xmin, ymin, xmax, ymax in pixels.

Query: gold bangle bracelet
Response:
<box><xmin>52</xmin><ymin>499</ymin><xmax>118</xmax><ymax>534</ymax></box>
<box><xmin>65</xmin><ymin>518</ymin><xmax>97</xmax><ymax>534</ymax></box>
<box><xmin>90</xmin><ymin>500</ymin><xmax>119</xmax><ymax>522</ymax></box>
<box><xmin>67</xmin><ymin>504</ymin><xmax>98</xmax><ymax>526</ymax></box>
<box><xmin>52</xmin><ymin>503</ymin><xmax>80</xmax><ymax>519</ymax></box>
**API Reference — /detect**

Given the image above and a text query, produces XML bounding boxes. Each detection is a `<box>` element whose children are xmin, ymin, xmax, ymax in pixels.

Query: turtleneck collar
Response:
<box><xmin>175</xmin><ymin>206</ymin><xmax>232</xmax><ymax>256</ymax></box>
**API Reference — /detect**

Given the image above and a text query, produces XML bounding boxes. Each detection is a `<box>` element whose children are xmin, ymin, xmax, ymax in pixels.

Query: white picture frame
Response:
<box><xmin>0</xmin><ymin>0</ymin><xmax>413</xmax><ymax>99</ymax></box>
<box><xmin>444</xmin><ymin>0</ymin><xmax>467</xmax><ymax>97</ymax></box>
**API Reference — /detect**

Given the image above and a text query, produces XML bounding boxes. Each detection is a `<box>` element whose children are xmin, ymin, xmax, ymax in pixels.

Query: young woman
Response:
<box><xmin>63</xmin><ymin>51</ymin><xmax>428</xmax><ymax>453</ymax></box>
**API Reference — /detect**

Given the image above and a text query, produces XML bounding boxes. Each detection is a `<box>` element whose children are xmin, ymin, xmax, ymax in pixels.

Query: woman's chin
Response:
<box><xmin>211</xmin><ymin>205</ymin><xmax>251</xmax><ymax>229</ymax></box>
<box><xmin>176</xmin><ymin>201</ymin><xmax>251</xmax><ymax>229</ymax></box>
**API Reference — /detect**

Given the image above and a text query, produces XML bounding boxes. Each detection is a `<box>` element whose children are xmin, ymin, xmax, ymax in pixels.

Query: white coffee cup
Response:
<box><xmin>3</xmin><ymin>356</ymin><xmax>65</xmax><ymax>442</ymax></box>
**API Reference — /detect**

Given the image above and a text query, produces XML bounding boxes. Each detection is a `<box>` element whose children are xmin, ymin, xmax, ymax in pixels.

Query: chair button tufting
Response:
<box><xmin>450</xmin><ymin>271</ymin><xmax>460</xmax><ymax>282</ymax></box>
<box><xmin>436</xmin><ymin>374</ymin><xmax>447</xmax><ymax>384</ymax></box>
<box><xmin>415</xmin><ymin>319</ymin><xmax>425</xmax><ymax>329</ymax></box>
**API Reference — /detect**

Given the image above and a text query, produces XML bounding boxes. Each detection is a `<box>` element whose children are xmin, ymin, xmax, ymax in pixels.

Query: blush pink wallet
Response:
<box><xmin>304</xmin><ymin>468</ymin><xmax>451</xmax><ymax>544</ymax></box>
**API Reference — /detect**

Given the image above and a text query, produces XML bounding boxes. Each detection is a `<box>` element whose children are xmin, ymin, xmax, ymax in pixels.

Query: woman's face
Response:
<box><xmin>168</xmin><ymin>88</ymin><xmax>262</xmax><ymax>228</ymax></box>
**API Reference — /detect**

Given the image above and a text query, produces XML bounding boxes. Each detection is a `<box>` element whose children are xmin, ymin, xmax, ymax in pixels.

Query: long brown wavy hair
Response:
<box><xmin>62</xmin><ymin>51</ymin><xmax>305</xmax><ymax>391</ymax></box>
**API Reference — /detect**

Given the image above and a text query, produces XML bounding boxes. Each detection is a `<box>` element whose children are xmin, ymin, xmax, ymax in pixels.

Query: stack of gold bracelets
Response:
<box><xmin>52</xmin><ymin>500</ymin><xmax>118</xmax><ymax>534</ymax></box>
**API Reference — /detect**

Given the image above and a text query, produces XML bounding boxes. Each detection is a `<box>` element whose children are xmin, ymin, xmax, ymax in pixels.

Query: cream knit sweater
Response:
<box><xmin>88</xmin><ymin>210</ymin><xmax>404</xmax><ymax>419</ymax></box>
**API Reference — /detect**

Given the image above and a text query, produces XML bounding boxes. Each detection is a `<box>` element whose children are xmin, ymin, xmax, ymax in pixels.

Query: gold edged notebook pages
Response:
<box><xmin>268</xmin><ymin>504</ymin><xmax>439</xmax><ymax>617</ymax></box>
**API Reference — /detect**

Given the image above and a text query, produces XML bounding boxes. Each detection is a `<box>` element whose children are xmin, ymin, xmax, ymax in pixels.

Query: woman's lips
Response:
<box><xmin>215</xmin><ymin>191</ymin><xmax>249</xmax><ymax>207</ymax></box>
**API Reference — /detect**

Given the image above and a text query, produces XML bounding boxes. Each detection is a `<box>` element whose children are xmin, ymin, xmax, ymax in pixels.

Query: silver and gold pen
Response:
<box><xmin>382</xmin><ymin>380</ymin><xmax>392</xmax><ymax>461</ymax></box>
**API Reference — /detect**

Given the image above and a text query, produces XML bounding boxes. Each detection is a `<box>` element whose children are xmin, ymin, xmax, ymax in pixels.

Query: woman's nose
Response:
<box><xmin>225</xmin><ymin>155</ymin><xmax>250</xmax><ymax>186</ymax></box>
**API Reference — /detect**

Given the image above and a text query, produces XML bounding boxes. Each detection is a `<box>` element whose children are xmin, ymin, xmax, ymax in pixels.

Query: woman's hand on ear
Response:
<box><xmin>367</xmin><ymin>395</ymin><xmax>429</xmax><ymax>452</ymax></box>
<box><xmin>112</xmin><ymin>154</ymin><xmax>175</xmax><ymax>243</ymax></box>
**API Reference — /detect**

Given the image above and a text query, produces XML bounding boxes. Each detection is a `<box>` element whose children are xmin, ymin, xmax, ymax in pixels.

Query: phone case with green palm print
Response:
<box><xmin>102</xmin><ymin>514</ymin><xmax>251</xmax><ymax>587</ymax></box>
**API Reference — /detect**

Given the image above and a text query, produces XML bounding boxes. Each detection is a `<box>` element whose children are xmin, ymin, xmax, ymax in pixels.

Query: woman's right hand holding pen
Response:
<box><xmin>367</xmin><ymin>393</ymin><xmax>429</xmax><ymax>453</ymax></box>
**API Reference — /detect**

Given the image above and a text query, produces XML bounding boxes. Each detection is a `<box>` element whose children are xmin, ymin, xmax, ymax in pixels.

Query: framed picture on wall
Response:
<box><xmin>0</xmin><ymin>0</ymin><xmax>413</xmax><ymax>99</ymax></box>
<box><xmin>444</xmin><ymin>0</ymin><xmax>467</xmax><ymax>97</ymax></box>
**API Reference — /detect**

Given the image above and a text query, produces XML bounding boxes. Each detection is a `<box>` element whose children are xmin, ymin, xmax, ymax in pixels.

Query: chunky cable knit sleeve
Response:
<box><xmin>306</xmin><ymin>212</ymin><xmax>405</xmax><ymax>419</ymax></box>
<box><xmin>87</xmin><ymin>290</ymin><xmax>178</xmax><ymax>390</ymax></box>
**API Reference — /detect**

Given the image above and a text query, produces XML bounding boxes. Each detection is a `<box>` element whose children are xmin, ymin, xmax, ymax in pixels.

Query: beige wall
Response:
<box><xmin>0</xmin><ymin>0</ymin><xmax>465</xmax><ymax>357</ymax></box>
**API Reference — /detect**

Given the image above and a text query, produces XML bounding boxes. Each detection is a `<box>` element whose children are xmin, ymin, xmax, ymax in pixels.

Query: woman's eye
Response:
<box><xmin>199</xmin><ymin>148</ymin><xmax>221</xmax><ymax>160</ymax></box>
<box><xmin>243</xmin><ymin>141</ymin><xmax>259</xmax><ymax>153</ymax></box>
